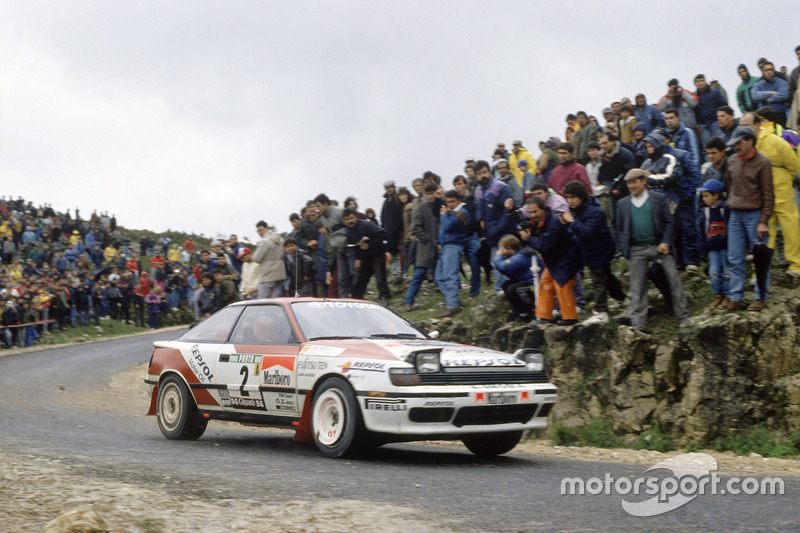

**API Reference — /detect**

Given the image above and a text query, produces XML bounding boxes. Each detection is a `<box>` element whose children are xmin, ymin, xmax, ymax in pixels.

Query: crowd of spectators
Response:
<box><xmin>5</xmin><ymin>50</ymin><xmax>800</xmax><ymax>341</ymax></box>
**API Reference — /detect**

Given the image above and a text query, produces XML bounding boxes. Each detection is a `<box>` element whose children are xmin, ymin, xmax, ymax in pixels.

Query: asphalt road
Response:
<box><xmin>1</xmin><ymin>331</ymin><xmax>798</xmax><ymax>532</ymax></box>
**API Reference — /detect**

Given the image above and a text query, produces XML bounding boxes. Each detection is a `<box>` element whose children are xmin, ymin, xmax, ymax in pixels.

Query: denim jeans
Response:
<box><xmin>707</xmin><ymin>249</ymin><xmax>729</xmax><ymax>295</ymax></box>
<box><xmin>404</xmin><ymin>265</ymin><xmax>430</xmax><ymax>305</ymax></box>
<box><xmin>463</xmin><ymin>235</ymin><xmax>481</xmax><ymax>297</ymax></box>
<box><xmin>727</xmin><ymin>209</ymin><xmax>768</xmax><ymax>301</ymax></box>
<box><xmin>435</xmin><ymin>244</ymin><xmax>463</xmax><ymax>309</ymax></box>
<box><xmin>336</xmin><ymin>247</ymin><xmax>356</xmax><ymax>298</ymax></box>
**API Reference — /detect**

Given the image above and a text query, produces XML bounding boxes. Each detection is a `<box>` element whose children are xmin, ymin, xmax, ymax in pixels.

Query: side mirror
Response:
<box><xmin>428</xmin><ymin>330</ymin><xmax>439</xmax><ymax>339</ymax></box>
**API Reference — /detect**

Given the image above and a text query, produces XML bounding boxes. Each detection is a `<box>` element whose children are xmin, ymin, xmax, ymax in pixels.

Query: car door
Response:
<box><xmin>219</xmin><ymin>304</ymin><xmax>301</xmax><ymax>416</ymax></box>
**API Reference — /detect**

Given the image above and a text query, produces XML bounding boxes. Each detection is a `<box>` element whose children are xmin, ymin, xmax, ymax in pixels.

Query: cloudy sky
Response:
<box><xmin>1</xmin><ymin>1</ymin><xmax>797</xmax><ymax>244</ymax></box>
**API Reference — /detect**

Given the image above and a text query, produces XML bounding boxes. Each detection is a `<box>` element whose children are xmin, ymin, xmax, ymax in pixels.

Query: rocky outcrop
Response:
<box><xmin>419</xmin><ymin>290</ymin><xmax>800</xmax><ymax>446</ymax></box>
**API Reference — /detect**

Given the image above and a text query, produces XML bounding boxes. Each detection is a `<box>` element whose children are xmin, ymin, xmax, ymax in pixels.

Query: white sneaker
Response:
<box><xmin>787</xmin><ymin>270</ymin><xmax>800</xmax><ymax>280</ymax></box>
<box><xmin>685</xmin><ymin>265</ymin><xmax>699</xmax><ymax>273</ymax></box>
<box><xmin>582</xmin><ymin>311</ymin><xmax>609</xmax><ymax>325</ymax></box>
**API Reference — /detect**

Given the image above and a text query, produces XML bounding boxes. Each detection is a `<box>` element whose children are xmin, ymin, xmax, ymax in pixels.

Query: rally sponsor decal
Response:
<box><xmin>422</xmin><ymin>399</ymin><xmax>455</xmax><ymax>407</ymax></box>
<box><xmin>229</xmin><ymin>396</ymin><xmax>266</xmax><ymax>410</ymax></box>
<box><xmin>442</xmin><ymin>357</ymin><xmax>525</xmax><ymax>368</ymax></box>
<box><xmin>273</xmin><ymin>392</ymin><xmax>297</xmax><ymax>411</ymax></box>
<box><xmin>338</xmin><ymin>361</ymin><xmax>386</xmax><ymax>373</ymax></box>
<box><xmin>474</xmin><ymin>391</ymin><xmax>518</xmax><ymax>404</ymax></box>
<box><xmin>365</xmin><ymin>398</ymin><xmax>408</xmax><ymax>411</ymax></box>
<box><xmin>187</xmin><ymin>344</ymin><xmax>215</xmax><ymax>383</ymax></box>
<box><xmin>299</xmin><ymin>344</ymin><xmax>345</xmax><ymax>356</ymax></box>
<box><xmin>261</xmin><ymin>355</ymin><xmax>295</xmax><ymax>388</ymax></box>
<box><xmin>230</xmin><ymin>353</ymin><xmax>261</xmax><ymax>376</ymax></box>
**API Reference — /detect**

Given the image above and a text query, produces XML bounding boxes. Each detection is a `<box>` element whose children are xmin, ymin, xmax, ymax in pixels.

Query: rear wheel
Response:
<box><xmin>156</xmin><ymin>375</ymin><xmax>208</xmax><ymax>440</ymax></box>
<box><xmin>311</xmin><ymin>378</ymin><xmax>363</xmax><ymax>458</ymax></box>
<box><xmin>462</xmin><ymin>431</ymin><xmax>523</xmax><ymax>457</ymax></box>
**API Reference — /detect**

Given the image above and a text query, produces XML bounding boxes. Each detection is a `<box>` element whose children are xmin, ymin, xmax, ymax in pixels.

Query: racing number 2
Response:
<box><xmin>239</xmin><ymin>365</ymin><xmax>250</xmax><ymax>396</ymax></box>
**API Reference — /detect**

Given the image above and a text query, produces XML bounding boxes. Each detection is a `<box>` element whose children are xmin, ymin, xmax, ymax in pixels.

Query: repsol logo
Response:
<box><xmin>263</xmin><ymin>369</ymin><xmax>292</xmax><ymax>386</ymax></box>
<box><xmin>190</xmin><ymin>344</ymin><xmax>214</xmax><ymax>381</ymax></box>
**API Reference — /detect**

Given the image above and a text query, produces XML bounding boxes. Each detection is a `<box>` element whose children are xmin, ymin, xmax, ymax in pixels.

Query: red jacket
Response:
<box><xmin>548</xmin><ymin>159</ymin><xmax>592</xmax><ymax>196</ymax></box>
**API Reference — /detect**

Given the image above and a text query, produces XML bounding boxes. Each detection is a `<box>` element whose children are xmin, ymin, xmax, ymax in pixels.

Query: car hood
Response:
<box><xmin>300</xmin><ymin>338</ymin><xmax>525</xmax><ymax>368</ymax></box>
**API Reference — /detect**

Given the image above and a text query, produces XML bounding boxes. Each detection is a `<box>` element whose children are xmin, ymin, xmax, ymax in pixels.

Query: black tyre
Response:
<box><xmin>156</xmin><ymin>375</ymin><xmax>208</xmax><ymax>440</ymax></box>
<box><xmin>462</xmin><ymin>431</ymin><xmax>523</xmax><ymax>457</ymax></box>
<box><xmin>311</xmin><ymin>378</ymin><xmax>363</xmax><ymax>458</ymax></box>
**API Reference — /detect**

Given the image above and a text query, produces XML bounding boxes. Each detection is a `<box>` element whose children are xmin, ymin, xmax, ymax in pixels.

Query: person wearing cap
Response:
<box><xmin>697</xmin><ymin>179</ymin><xmax>730</xmax><ymax>309</ymax></box>
<box><xmin>252</xmin><ymin>220</ymin><xmax>287</xmax><ymax>299</ymax></box>
<box><xmin>724</xmin><ymin>125</ymin><xmax>774</xmax><ymax>312</ymax></box>
<box><xmin>571</xmin><ymin>111</ymin><xmax>601</xmax><ymax>165</ymax></box>
<box><xmin>657</xmin><ymin>79</ymin><xmax>699</xmax><ymax>129</ymax></box>
<box><xmin>516</xmin><ymin>159</ymin><xmax>536</xmax><ymax>192</ymax></box>
<box><xmin>614</xmin><ymin>168</ymin><xmax>690</xmax><ymax>331</ymax></box>
<box><xmin>694</xmin><ymin>74</ymin><xmax>727</xmax><ymax>147</ymax></box>
<box><xmin>508</xmin><ymin>141</ymin><xmax>537</xmax><ymax>187</ymax></box>
<box><xmin>741</xmin><ymin>109</ymin><xmax>800</xmax><ymax>279</ymax></box>
<box><xmin>380</xmin><ymin>180</ymin><xmax>404</xmax><ymax>285</ymax></box>
<box><xmin>237</xmin><ymin>247</ymin><xmax>258</xmax><ymax>299</ymax></box>
<box><xmin>710</xmin><ymin>78</ymin><xmax>728</xmax><ymax>105</ymax></box>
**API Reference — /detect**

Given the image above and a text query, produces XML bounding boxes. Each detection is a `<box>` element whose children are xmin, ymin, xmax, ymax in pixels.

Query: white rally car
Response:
<box><xmin>145</xmin><ymin>298</ymin><xmax>557</xmax><ymax>458</ymax></box>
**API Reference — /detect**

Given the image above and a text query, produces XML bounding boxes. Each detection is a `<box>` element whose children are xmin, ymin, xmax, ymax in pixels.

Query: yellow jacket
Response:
<box><xmin>757</xmin><ymin>124</ymin><xmax>798</xmax><ymax>202</ymax></box>
<box><xmin>509</xmin><ymin>148</ymin><xmax>538</xmax><ymax>186</ymax></box>
<box><xmin>167</xmin><ymin>245</ymin><xmax>181</xmax><ymax>263</ymax></box>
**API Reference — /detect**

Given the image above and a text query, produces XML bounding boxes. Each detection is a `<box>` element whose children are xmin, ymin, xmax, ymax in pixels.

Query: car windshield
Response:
<box><xmin>290</xmin><ymin>301</ymin><xmax>427</xmax><ymax>341</ymax></box>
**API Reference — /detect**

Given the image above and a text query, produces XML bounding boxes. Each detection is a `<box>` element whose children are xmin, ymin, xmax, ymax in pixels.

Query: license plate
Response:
<box><xmin>487</xmin><ymin>392</ymin><xmax>517</xmax><ymax>405</ymax></box>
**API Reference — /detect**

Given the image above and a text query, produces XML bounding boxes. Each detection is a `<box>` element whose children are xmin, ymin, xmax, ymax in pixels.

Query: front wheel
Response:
<box><xmin>311</xmin><ymin>378</ymin><xmax>363</xmax><ymax>458</ymax></box>
<box><xmin>462</xmin><ymin>431</ymin><xmax>523</xmax><ymax>457</ymax></box>
<box><xmin>156</xmin><ymin>375</ymin><xmax>208</xmax><ymax>440</ymax></box>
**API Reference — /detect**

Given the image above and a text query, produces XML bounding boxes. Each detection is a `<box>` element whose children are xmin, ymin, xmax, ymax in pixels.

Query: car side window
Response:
<box><xmin>230</xmin><ymin>305</ymin><xmax>297</xmax><ymax>345</ymax></box>
<box><xmin>179</xmin><ymin>306</ymin><xmax>242</xmax><ymax>343</ymax></box>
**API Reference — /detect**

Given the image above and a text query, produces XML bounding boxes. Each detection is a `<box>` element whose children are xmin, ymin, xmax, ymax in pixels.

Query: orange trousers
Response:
<box><xmin>536</xmin><ymin>268</ymin><xmax>577</xmax><ymax>320</ymax></box>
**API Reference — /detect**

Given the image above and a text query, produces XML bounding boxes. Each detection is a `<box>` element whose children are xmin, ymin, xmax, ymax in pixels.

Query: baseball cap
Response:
<box><xmin>236</xmin><ymin>247</ymin><xmax>251</xmax><ymax>259</ymax></box>
<box><xmin>697</xmin><ymin>179</ymin><xmax>723</xmax><ymax>193</ymax></box>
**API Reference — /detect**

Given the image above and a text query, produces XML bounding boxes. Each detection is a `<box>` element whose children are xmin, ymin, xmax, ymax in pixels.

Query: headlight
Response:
<box><xmin>513</xmin><ymin>348</ymin><xmax>544</xmax><ymax>371</ymax></box>
<box><xmin>415</xmin><ymin>352</ymin><xmax>441</xmax><ymax>373</ymax></box>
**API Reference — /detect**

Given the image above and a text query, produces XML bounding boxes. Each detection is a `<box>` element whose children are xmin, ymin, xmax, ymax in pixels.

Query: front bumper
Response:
<box><xmin>358</xmin><ymin>383</ymin><xmax>557</xmax><ymax>435</ymax></box>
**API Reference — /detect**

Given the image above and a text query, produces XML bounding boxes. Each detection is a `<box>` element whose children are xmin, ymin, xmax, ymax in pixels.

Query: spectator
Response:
<box><xmin>710</xmin><ymin>78</ymin><xmax>728</xmax><ymax>104</ymax></box>
<box><xmin>493</xmin><ymin>234</ymin><xmax>535</xmax><ymax>323</ymax></box>
<box><xmin>562</xmin><ymin>180</ymin><xmax>625</xmax><ymax>325</ymax></box>
<box><xmin>724</xmin><ymin>126</ymin><xmax>774</xmax><ymax>312</ymax></box>
<box><xmin>144</xmin><ymin>286</ymin><xmax>164</xmax><ymax>329</ymax></box>
<box><xmin>519</xmin><ymin>195</ymin><xmax>581</xmax><ymax>326</ymax></box>
<box><xmin>509</xmin><ymin>141</ymin><xmax>538</xmax><ymax>187</ymax></box>
<box><xmin>598</xmin><ymin>132</ymin><xmax>636</xmax><ymax>218</ymax></box>
<box><xmin>380</xmin><ymin>180</ymin><xmax>404</xmax><ymax>285</ymax></box>
<box><xmin>436</xmin><ymin>190</ymin><xmax>470</xmax><ymax>317</ymax></box>
<box><xmin>664</xmin><ymin>108</ymin><xmax>702</xmax><ymax>167</ymax></box>
<box><xmin>790</xmin><ymin>45</ymin><xmax>800</xmax><ymax>103</ymax></box>
<box><xmin>571</xmin><ymin>111</ymin><xmax>601</xmax><ymax>164</ymax></box>
<box><xmin>517</xmin><ymin>160</ymin><xmax>536</xmax><ymax>192</ymax></box>
<box><xmin>657</xmin><ymin>79</ymin><xmax>699</xmax><ymax>129</ymax></box>
<box><xmin>238</xmin><ymin>247</ymin><xmax>257</xmax><ymax>299</ymax></box>
<box><xmin>633</xmin><ymin>93</ymin><xmax>666</xmax><ymax>135</ymax></box>
<box><xmin>751</xmin><ymin>62</ymin><xmax>790</xmax><ymax>126</ymax></box>
<box><xmin>282</xmin><ymin>238</ymin><xmax>314</xmax><ymax>297</ymax></box>
<box><xmin>213</xmin><ymin>267</ymin><xmax>240</xmax><ymax>307</ymax></box>
<box><xmin>697</xmin><ymin>179</ymin><xmax>729</xmax><ymax>309</ymax></box>
<box><xmin>314</xmin><ymin>193</ymin><xmax>352</xmax><ymax>298</ymax></box>
<box><xmin>614</xmin><ymin>169</ymin><xmax>690</xmax><ymax>331</ymax></box>
<box><xmin>343</xmin><ymin>208</ymin><xmax>391</xmax><ymax>305</ymax></box>
<box><xmin>694</xmin><ymin>74</ymin><xmax>726</xmax><ymax>146</ymax></box>
<box><xmin>403</xmin><ymin>183</ymin><xmax>439</xmax><ymax>311</ymax></box>
<box><xmin>453</xmin><ymin>175</ymin><xmax>482</xmax><ymax>298</ymax></box>
<box><xmin>474</xmin><ymin>159</ymin><xmax>516</xmax><ymax>292</ymax></box>
<box><xmin>494</xmin><ymin>159</ymin><xmax>524</xmax><ymax>207</ymax></box>
<box><xmin>716</xmin><ymin>106</ymin><xmax>738</xmax><ymax>144</ymax></box>
<box><xmin>252</xmin><ymin>220</ymin><xmax>286</xmax><ymax>299</ymax></box>
<box><xmin>398</xmin><ymin>187</ymin><xmax>417</xmax><ymax>282</ymax></box>
<box><xmin>548</xmin><ymin>142</ymin><xmax>592</xmax><ymax>196</ymax></box>
<box><xmin>703</xmin><ymin>137</ymin><xmax>729</xmax><ymax>191</ymax></box>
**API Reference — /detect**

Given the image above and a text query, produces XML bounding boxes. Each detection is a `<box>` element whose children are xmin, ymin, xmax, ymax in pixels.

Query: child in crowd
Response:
<box><xmin>618</xmin><ymin>105</ymin><xmax>638</xmax><ymax>144</ymax></box>
<box><xmin>698</xmin><ymin>179</ymin><xmax>729</xmax><ymax>309</ymax></box>
<box><xmin>144</xmin><ymin>286</ymin><xmax>164</xmax><ymax>329</ymax></box>
<box><xmin>493</xmin><ymin>235</ymin><xmax>535</xmax><ymax>322</ymax></box>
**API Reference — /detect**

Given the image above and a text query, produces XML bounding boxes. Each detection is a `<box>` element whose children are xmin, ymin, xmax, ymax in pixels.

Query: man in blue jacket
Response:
<box><xmin>634</xmin><ymin>93</ymin><xmax>666</xmax><ymax>135</ymax></box>
<box><xmin>751</xmin><ymin>62</ymin><xmax>790</xmax><ymax>127</ymax></box>
<box><xmin>436</xmin><ymin>190</ymin><xmax>470</xmax><ymax>317</ymax></box>
<box><xmin>561</xmin><ymin>181</ymin><xmax>625</xmax><ymax>325</ymax></box>
<box><xmin>614</xmin><ymin>169</ymin><xmax>690</xmax><ymax>332</ymax></box>
<box><xmin>474</xmin><ymin>159</ymin><xmax>516</xmax><ymax>291</ymax></box>
<box><xmin>694</xmin><ymin>74</ymin><xmax>727</xmax><ymax>146</ymax></box>
<box><xmin>664</xmin><ymin>108</ymin><xmax>702</xmax><ymax>167</ymax></box>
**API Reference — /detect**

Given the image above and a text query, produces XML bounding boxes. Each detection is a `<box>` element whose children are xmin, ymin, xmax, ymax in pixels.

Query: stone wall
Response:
<box><xmin>418</xmin><ymin>296</ymin><xmax>800</xmax><ymax>446</ymax></box>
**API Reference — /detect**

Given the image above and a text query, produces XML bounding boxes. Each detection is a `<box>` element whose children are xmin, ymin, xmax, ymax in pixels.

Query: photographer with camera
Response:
<box><xmin>518</xmin><ymin>195</ymin><xmax>582</xmax><ymax>326</ymax></box>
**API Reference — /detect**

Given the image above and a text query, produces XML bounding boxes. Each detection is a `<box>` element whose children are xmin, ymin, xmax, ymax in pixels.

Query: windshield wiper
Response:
<box><xmin>368</xmin><ymin>333</ymin><xmax>421</xmax><ymax>339</ymax></box>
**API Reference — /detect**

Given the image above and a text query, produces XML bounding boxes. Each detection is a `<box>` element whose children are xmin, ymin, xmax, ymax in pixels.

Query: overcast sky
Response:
<box><xmin>1</xmin><ymin>1</ymin><xmax>797</xmax><ymax>244</ymax></box>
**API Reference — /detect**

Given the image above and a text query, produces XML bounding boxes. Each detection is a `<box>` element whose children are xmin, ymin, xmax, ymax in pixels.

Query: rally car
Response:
<box><xmin>145</xmin><ymin>298</ymin><xmax>557</xmax><ymax>458</ymax></box>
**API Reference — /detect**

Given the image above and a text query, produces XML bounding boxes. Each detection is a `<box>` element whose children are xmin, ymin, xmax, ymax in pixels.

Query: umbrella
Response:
<box><xmin>751</xmin><ymin>243</ymin><xmax>774</xmax><ymax>299</ymax></box>
<box><xmin>647</xmin><ymin>259</ymin><xmax>674</xmax><ymax>313</ymax></box>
